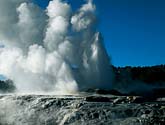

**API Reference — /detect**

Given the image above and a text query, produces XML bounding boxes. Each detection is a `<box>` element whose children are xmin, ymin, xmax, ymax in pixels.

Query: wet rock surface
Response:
<box><xmin>0</xmin><ymin>94</ymin><xmax>164</xmax><ymax>125</ymax></box>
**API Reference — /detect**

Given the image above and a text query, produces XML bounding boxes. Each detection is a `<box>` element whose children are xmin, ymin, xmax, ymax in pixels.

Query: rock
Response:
<box><xmin>85</xmin><ymin>96</ymin><xmax>112</xmax><ymax>102</ymax></box>
<box><xmin>113</xmin><ymin>97</ymin><xmax>127</xmax><ymax>104</ymax></box>
<box><xmin>152</xmin><ymin>88</ymin><xmax>165</xmax><ymax>97</ymax></box>
<box><xmin>95</xmin><ymin>89</ymin><xmax>124</xmax><ymax>96</ymax></box>
<box><xmin>0</xmin><ymin>95</ymin><xmax>164</xmax><ymax>125</ymax></box>
<box><xmin>126</xmin><ymin>96</ymin><xmax>157</xmax><ymax>103</ymax></box>
<box><xmin>85</xmin><ymin>89</ymin><xmax>124</xmax><ymax>96</ymax></box>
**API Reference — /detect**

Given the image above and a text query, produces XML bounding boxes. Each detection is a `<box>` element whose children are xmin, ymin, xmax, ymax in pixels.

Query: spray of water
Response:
<box><xmin>0</xmin><ymin>0</ymin><xmax>112</xmax><ymax>94</ymax></box>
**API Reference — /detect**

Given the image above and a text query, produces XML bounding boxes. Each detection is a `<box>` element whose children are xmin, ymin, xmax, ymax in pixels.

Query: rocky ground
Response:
<box><xmin>0</xmin><ymin>93</ymin><xmax>164</xmax><ymax>125</ymax></box>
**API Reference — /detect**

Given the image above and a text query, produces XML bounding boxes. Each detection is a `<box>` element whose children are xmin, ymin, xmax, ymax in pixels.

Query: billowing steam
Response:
<box><xmin>0</xmin><ymin>0</ymin><xmax>112</xmax><ymax>94</ymax></box>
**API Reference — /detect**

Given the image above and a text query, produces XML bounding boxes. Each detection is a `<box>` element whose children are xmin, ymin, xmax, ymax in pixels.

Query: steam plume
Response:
<box><xmin>0</xmin><ymin>0</ymin><xmax>112</xmax><ymax>94</ymax></box>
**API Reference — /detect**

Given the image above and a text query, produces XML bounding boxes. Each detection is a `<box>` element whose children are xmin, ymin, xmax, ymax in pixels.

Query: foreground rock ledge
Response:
<box><xmin>0</xmin><ymin>94</ymin><xmax>164</xmax><ymax>125</ymax></box>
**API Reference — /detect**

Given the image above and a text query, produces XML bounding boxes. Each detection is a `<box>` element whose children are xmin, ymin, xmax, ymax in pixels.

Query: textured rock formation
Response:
<box><xmin>0</xmin><ymin>94</ymin><xmax>164</xmax><ymax>125</ymax></box>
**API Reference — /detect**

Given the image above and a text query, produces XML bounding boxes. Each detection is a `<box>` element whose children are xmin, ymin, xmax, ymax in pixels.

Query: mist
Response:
<box><xmin>0</xmin><ymin>0</ymin><xmax>113</xmax><ymax>94</ymax></box>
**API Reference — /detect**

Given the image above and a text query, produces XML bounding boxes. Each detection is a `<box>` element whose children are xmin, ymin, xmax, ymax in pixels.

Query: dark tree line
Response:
<box><xmin>113</xmin><ymin>64</ymin><xmax>165</xmax><ymax>85</ymax></box>
<box><xmin>0</xmin><ymin>79</ymin><xmax>15</xmax><ymax>93</ymax></box>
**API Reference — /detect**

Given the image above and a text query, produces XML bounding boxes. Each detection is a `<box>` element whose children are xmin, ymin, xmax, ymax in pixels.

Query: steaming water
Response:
<box><xmin>0</xmin><ymin>0</ymin><xmax>112</xmax><ymax>94</ymax></box>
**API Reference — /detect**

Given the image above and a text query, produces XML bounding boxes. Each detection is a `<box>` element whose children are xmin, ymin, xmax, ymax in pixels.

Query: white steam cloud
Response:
<box><xmin>0</xmin><ymin>0</ymin><xmax>112</xmax><ymax>94</ymax></box>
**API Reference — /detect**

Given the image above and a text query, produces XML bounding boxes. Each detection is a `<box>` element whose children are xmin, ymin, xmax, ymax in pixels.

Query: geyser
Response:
<box><xmin>0</xmin><ymin>0</ymin><xmax>112</xmax><ymax>94</ymax></box>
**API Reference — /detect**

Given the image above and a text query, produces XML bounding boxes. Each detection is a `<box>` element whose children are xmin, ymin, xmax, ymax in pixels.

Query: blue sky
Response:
<box><xmin>33</xmin><ymin>0</ymin><xmax>165</xmax><ymax>67</ymax></box>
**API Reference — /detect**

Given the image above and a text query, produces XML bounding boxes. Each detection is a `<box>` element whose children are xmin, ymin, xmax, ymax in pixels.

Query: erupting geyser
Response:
<box><xmin>0</xmin><ymin>0</ymin><xmax>112</xmax><ymax>94</ymax></box>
